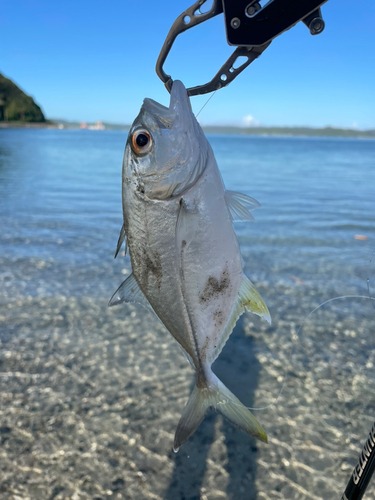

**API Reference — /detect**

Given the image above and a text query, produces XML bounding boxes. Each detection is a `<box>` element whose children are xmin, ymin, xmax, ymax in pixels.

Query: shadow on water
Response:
<box><xmin>165</xmin><ymin>316</ymin><xmax>261</xmax><ymax>500</ymax></box>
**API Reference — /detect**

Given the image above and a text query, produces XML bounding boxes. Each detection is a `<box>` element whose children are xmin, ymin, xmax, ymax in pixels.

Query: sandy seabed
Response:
<box><xmin>1</xmin><ymin>269</ymin><xmax>374</xmax><ymax>500</ymax></box>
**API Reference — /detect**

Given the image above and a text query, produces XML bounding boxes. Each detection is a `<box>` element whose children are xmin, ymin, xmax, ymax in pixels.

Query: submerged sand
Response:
<box><xmin>1</xmin><ymin>269</ymin><xmax>374</xmax><ymax>500</ymax></box>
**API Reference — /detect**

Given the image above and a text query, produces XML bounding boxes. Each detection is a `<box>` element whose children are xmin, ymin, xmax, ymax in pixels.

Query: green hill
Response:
<box><xmin>0</xmin><ymin>73</ymin><xmax>45</xmax><ymax>123</ymax></box>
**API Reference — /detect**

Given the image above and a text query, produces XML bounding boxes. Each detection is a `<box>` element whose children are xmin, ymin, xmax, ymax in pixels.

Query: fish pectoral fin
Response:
<box><xmin>114</xmin><ymin>224</ymin><xmax>127</xmax><ymax>258</ymax></box>
<box><xmin>225</xmin><ymin>190</ymin><xmax>261</xmax><ymax>222</ymax></box>
<box><xmin>176</xmin><ymin>196</ymin><xmax>199</xmax><ymax>251</ymax></box>
<box><xmin>108</xmin><ymin>272</ymin><xmax>152</xmax><ymax>311</ymax></box>
<box><xmin>174</xmin><ymin>372</ymin><xmax>267</xmax><ymax>452</ymax></box>
<box><xmin>240</xmin><ymin>275</ymin><xmax>271</xmax><ymax>324</ymax></box>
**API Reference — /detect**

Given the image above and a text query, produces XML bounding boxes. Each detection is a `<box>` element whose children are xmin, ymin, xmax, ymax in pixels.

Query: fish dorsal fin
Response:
<box><xmin>108</xmin><ymin>273</ymin><xmax>152</xmax><ymax>311</ymax></box>
<box><xmin>210</xmin><ymin>275</ymin><xmax>271</xmax><ymax>363</ymax></box>
<box><xmin>225</xmin><ymin>190</ymin><xmax>260</xmax><ymax>222</ymax></box>
<box><xmin>114</xmin><ymin>224</ymin><xmax>127</xmax><ymax>258</ymax></box>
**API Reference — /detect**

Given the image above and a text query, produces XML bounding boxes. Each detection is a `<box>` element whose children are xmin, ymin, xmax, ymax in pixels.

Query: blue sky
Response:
<box><xmin>1</xmin><ymin>0</ymin><xmax>375</xmax><ymax>128</ymax></box>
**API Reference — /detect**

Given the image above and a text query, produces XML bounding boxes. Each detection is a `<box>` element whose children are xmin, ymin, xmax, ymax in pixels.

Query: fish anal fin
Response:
<box><xmin>225</xmin><ymin>190</ymin><xmax>260</xmax><ymax>222</ymax></box>
<box><xmin>240</xmin><ymin>275</ymin><xmax>271</xmax><ymax>325</ymax></box>
<box><xmin>108</xmin><ymin>272</ymin><xmax>152</xmax><ymax>311</ymax></box>
<box><xmin>210</xmin><ymin>295</ymin><xmax>244</xmax><ymax>364</ymax></box>
<box><xmin>210</xmin><ymin>275</ymin><xmax>270</xmax><ymax>364</ymax></box>
<box><xmin>178</xmin><ymin>345</ymin><xmax>195</xmax><ymax>368</ymax></box>
<box><xmin>114</xmin><ymin>224</ymin><xmax>127</xmax><ymax>258</ymax></box>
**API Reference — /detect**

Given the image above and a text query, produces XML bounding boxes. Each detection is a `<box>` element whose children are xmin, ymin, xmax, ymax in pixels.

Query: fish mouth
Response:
<box><xmin>169</xmin><ymin>80</ymin><xmax>192</xmax><ymax>120</ymax></box>
<box><xmin>141</xmin><ymin>81</ymin><xmax>195</xmax><ymax>131</ymax></box>
<box><xmin>142</xmin><ymin>98</ymin><xmax>170</xmax><ymax>118</ymax></box>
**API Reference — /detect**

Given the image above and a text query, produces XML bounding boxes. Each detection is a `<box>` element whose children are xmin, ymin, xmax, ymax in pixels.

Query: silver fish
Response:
<box><xmin>110</xmin><ymin>81</ymin><xmax>271</xmax><ymax>451</ymax></box>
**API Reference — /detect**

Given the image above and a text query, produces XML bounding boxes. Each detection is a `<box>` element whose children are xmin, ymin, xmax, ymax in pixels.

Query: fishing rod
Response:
<box><xmin>341</xmin><ymin>421</ymin><xmax>375</xmax><ymax>500</ymax></box>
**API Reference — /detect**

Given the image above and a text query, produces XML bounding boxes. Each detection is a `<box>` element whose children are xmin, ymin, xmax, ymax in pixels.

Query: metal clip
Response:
<box><xmin>156</xmin><ymin>0</ymin><xmax>328</xmax><ymax>96</ymax></box>
<box><xmin>155</xmin><ymin>0</ymin><xmax>271</xmax><ymax>96</ymax></box>
<box><xmin>222</xmin><ymin>0</ymin><xmax>328</xmax><ymax>46</ymax></box>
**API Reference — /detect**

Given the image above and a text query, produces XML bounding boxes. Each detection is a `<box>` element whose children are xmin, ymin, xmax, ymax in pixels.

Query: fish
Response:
<box><xmin>109</xmin><ymin>80</ymin><xmax>271</xmax><ymax>451</ymax></box>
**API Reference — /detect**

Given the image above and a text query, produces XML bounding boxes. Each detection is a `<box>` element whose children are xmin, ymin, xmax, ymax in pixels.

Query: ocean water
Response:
<box><xmin>0</xmin><ymin>129</ymin><xmax>374</xmax><ymax>500</ymax></box>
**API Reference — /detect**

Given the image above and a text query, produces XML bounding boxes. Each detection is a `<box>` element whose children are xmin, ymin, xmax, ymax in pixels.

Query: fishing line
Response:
<box><xmin>229</xmin><ymin>294</ymin><xmax>375</xmax><ymax>413</ymax></box>
<box><xmin>367</xmin><ymin>278</ymin><xmax>375</xmax><ymax>311</ymax></box>
<box><xmin>367</xmin><ymin>248</ymin><xmax>375</xmax><ymax>311</ymax></box>
<box><xmin>246</xmin><ymin>377</ymin><xmax>286</xmax><ymax>411</ymax></box>
<box><xmin>195</xmin><ymin>90</ymin><xmax>218</xmax><ymax>119</ymax></box>
<box><xmin>293</xmin><ymin>294</ymin><xmax>374</xmax><ymax>326</ymax></box>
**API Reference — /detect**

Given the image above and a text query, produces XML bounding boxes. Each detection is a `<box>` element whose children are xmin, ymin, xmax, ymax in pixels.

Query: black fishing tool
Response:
<box><xmin>156</xmin><ymin>0</ymin><xmax>328</xmax><ymax>96</ymax></box>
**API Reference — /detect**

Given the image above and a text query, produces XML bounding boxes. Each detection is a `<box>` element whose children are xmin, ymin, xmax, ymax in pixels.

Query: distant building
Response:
<box><xmin>88</xmin><ymin>121</ymin><xmax>105</xmax><ymax>130</ymax></box>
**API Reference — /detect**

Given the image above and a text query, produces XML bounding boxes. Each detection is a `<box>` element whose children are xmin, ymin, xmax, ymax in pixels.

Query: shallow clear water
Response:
<box><xmin>0</xmin><ymin>129</ymin><xmax>374</xmax><ymax>500</ymax></box>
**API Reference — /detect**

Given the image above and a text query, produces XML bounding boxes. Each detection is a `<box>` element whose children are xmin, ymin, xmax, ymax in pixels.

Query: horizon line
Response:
<box><xmin>49</xmin><ymin>119</ymin><xmax>375</xmax><ymax>132</ymax></box>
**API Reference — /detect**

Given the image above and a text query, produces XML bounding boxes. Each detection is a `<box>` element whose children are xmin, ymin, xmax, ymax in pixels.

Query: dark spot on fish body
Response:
<box><xmin>213</xmin><ymin>309</ymin><xmax>224</xmax><ymax>327</ymax></box>
<box><xmin>200</xmin><ymin>336</ymin><xmax>210</xmax><ymax>363</ymax></box>
<box><xmin>196</xmin><ymin>372</ymin><xmax>207</xmax><ymax>389</ymax></box>
<box><xmin>180</xmin><ymin>240</ymin><xmax>187</xmax><ymax>282</ymax></box>
<box><xmin>136</xmin><ymin>178</ymin><xmax>145</xmax><ymax>195</ymax></box>
<box><xmin>133</xmin><ymin>172</ymin><xmax>145</xmax><ymax>195</ymax></box>
<box><xmin>133</xmin><ymin>247</ymin><xmax>163</xmax><ymax>291</ymax></box>
<box><xmin>144</xmin><ymin>251</ymin><xmax>163</xmax><ymax>289</ymax></box>
<box><xmin>199</xmin><ymin>267</ymin><xmax>231</xmax><ymax>305</ymax></box>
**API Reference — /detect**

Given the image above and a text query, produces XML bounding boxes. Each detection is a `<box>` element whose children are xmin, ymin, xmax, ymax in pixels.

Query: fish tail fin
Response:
<box><xmin>173</xmin><ymin>372</ymin><xmax>267</xmax><ymax>452</ymax></box>
<box><xmin>212</xmin><ymin>374</ymin><xmax>268</xmax><ymax>443</ymax></box>
<box><xmin>173</xmin><ymin>384</ymin><xmax>211</xmax><ymax>452</ymax></box>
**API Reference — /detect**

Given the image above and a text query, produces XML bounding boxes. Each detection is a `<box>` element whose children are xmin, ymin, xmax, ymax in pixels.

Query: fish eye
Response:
<box><xmin>131</xmin><ymin>129</ymin><xmax>153</xmax><ymax>155</ymax></box>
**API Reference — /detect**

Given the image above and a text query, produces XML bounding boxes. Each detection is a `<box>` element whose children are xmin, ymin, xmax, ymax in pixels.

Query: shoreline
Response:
<box><xmin>1</xmin><ymin>121</ymin><xmax>374</xmax><ymax>138</ymax></box>
<box><xmin>0</xmin><ymin>121</ymin><xmax>57</xmax><ymax>129</ymax></box>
